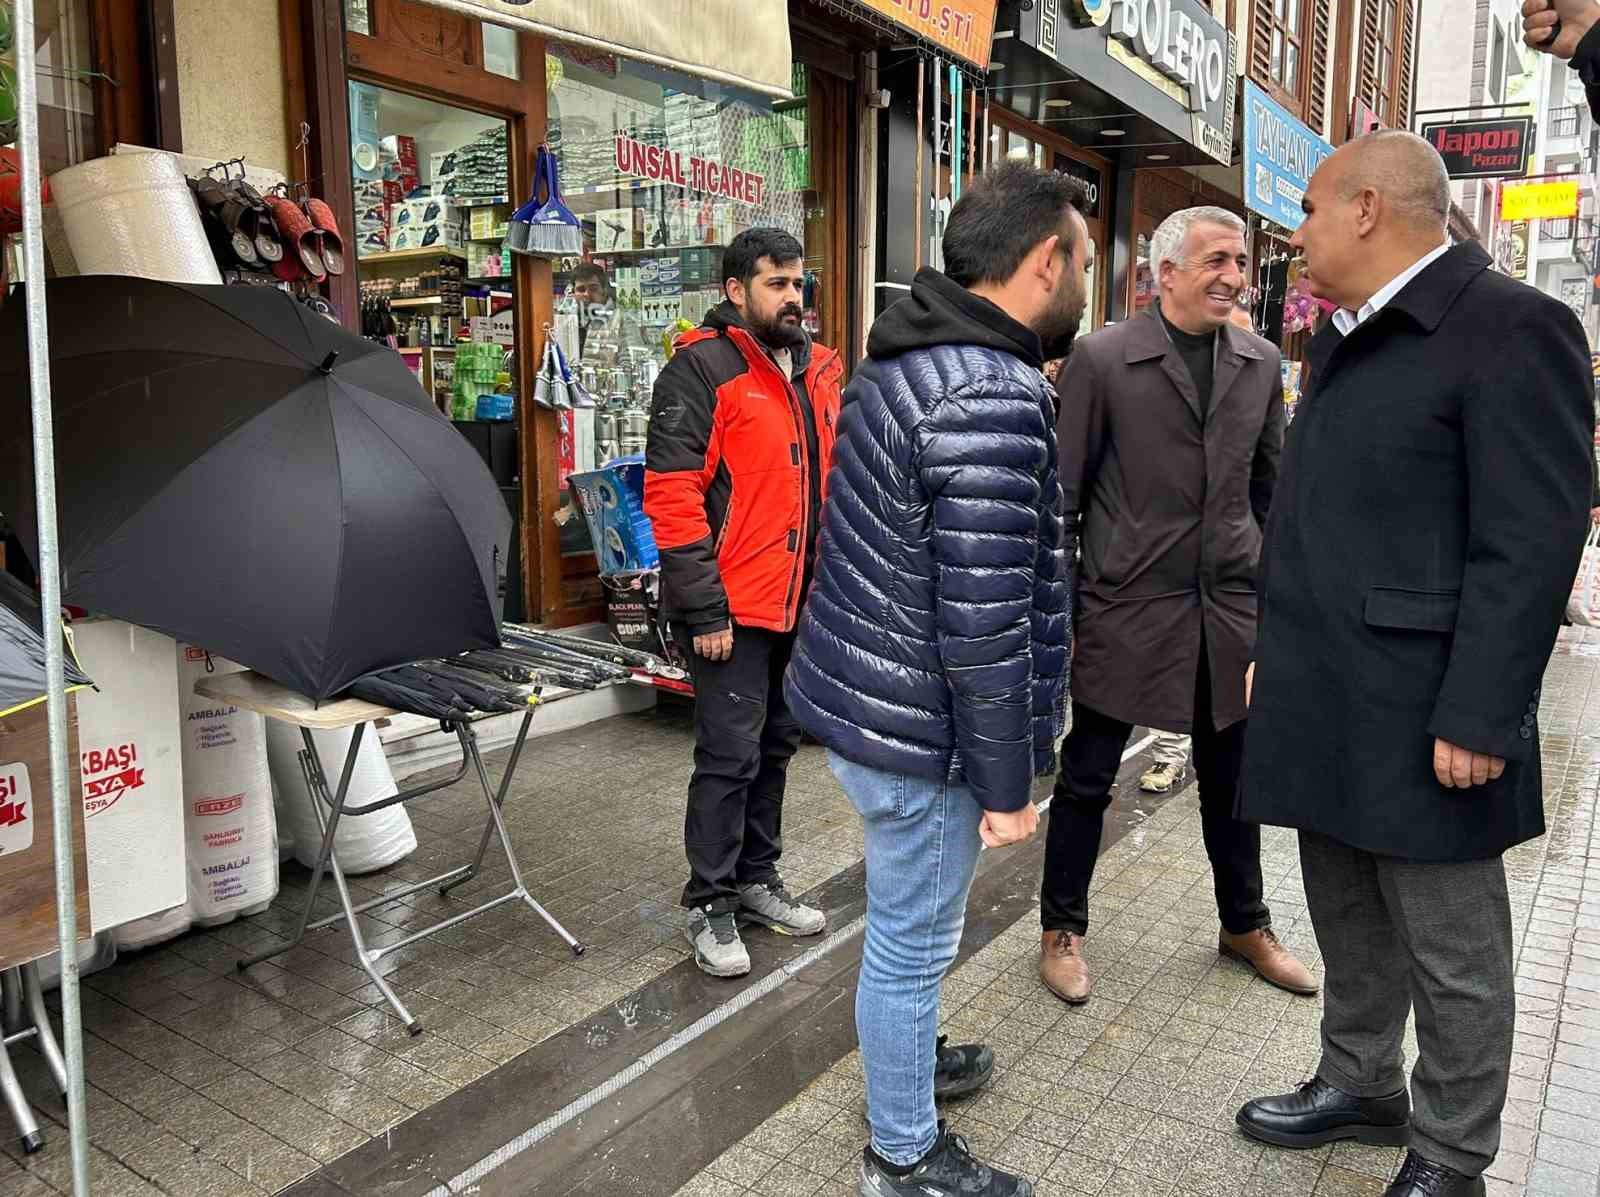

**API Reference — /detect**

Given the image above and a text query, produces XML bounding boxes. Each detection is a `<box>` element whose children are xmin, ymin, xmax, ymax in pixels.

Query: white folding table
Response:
<box><xmin>195</xmin><ymin>671</ymin><xmax>583</xmax><ymax>1034</ymax></box>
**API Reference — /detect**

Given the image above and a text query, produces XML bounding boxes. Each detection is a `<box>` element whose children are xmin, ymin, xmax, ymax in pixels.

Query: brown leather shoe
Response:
<box><xmin>1040</xmin><ymin>930</ymin><xmax>1091</xmax><ymax>1004</ymax></box>
<box><xmin>1219</xmin><ymin>926</ymin><xmax>1320</xmax><ymax>995</ymax></box>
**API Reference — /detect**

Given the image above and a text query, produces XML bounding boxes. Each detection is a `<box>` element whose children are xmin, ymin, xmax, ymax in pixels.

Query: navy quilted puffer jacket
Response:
<box><xmin>784</xmin><ymin>268</ymin><xmax>1072</xmax><ymax>812</ymax></box>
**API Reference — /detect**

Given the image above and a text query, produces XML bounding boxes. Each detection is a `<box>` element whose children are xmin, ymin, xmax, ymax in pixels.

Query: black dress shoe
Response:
<box><xmin>1236</xmin><ymin>1076</ymin><xmax>1411</xmax><ymax>1148</ymax></box>
<box><xmin>1383</xmin><ymin>1151</ymin><xmax>1486</xmax><ymax>1196</ymax></box>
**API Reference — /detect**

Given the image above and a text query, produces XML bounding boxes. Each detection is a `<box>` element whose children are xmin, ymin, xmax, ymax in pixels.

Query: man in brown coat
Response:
<box><xmin>1040</xmin><ymin>205</ymin><xmax>1316</xmax><ymax>1004</ymax></box>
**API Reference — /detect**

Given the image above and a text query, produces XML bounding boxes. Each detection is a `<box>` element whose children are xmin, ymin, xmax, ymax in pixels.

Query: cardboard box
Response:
<box><xmin>568</xmin><ymin>457</ymin><xmax>660</xmax><ymax>576</ymax></box>
<box><xmin>72</xmin><ymin>620</ymin><xmax>186</xmax><ymax>934</ymax></box>
<box><xmin>0</xmin><ymin>698</ymin><xmax>92</xmax><ymax>968</ymax></box>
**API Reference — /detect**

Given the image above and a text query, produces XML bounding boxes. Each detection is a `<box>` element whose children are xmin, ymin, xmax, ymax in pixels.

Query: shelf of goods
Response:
<box><xmin>358</xmin><ymin>247</ymin><xmax>468</xmax><ymax>267</ymax></box>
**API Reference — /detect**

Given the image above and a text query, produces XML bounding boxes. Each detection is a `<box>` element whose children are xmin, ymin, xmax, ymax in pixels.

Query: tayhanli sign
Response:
<box><xmin>1421</xmin><ymin>116</ymin><xmax>1534</xmax><ymax>180</ymax></box>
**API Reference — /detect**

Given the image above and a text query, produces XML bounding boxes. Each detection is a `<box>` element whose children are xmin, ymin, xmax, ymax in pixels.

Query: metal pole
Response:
<box><xmin>914</xmin><ymin>56</ymin><xmax>924</xmax><ymax>272</ymax></box>
<box><xmin>932</xmin><ymin>57</ymin><xmax>942</xmax><ymax>268</ymax></box>
<box><xmin>15</xmin><ymin>2</ymin><xmax>90</xmax><ymax>1192</ymax></box>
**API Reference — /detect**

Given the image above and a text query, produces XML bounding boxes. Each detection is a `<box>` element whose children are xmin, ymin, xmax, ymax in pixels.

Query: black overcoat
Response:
<box><xmin>1239</xmin><ymin>243</ymin><xmax>1595</xmax><ymax>861</ymax></box>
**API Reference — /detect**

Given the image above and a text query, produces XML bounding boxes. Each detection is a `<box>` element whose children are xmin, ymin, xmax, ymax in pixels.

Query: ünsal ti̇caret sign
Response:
<box><xmin>1421</xmin><ymin>116</ymin><xmax>1534</xmax><ymax>180</ymax></box>
<box><xmin>614</xmin><ymin>136</ymin><xmax>766</xmax><ymax>207</ymax></box>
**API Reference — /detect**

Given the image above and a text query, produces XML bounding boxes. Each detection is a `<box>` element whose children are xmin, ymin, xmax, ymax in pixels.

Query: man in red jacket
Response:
<box><xmin>644</xmin><ymin>228</ymin><xmax>843</xmax><ymax>978</ymax></box>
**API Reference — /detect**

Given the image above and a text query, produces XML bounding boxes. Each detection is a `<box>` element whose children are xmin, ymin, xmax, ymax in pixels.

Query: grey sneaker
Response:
<box><xmin>738</xmin><ymin>878</ymin><xmax>826</xmax><ymax>936</ymax></box>
<box><xmin>686</xmin><ymin>907</ymin><xmax>751</xmax><ymax>977</ymax></box>
<box><xmin>859</xmin><ymin>1123</ymin><xmax>1033</xmax><ymax>1197</ymax></box>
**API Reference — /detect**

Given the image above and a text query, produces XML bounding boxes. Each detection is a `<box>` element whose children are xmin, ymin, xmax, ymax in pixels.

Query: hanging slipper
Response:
<box><xmin>226</xmin><ymin>177</ymin><xmax>283</xmax><ymax>264</ymax></box>
<box><xmin>264</xmin><ymin>192</ymin><xmax>326</xmax><ymax>282</ymax></box>
<box><xmin>302</xmin><ymin>196</ymin><xmax>347</xmax><ymax>276</ymax></box>
<box><xmin>192</xmin><ymin>175</ymin><xmax>258</xmax><ymax>267</ymax></box>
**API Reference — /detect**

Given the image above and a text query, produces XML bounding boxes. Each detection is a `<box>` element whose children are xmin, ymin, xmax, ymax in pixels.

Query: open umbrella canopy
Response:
<box><xmin>0</xmin><ymin>571</ymin><xmax>92</xmax><ymax>719</ymax></box>
<box><xmin>0</xmin><ymin>276</ymin><xmax>510</xmax><ymax>699</ymax></box>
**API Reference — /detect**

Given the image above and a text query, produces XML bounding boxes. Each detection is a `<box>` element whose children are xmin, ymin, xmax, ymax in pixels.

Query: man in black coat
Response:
<box><xmin>1234</xmin><ymin>132</ymin><xmax>1595</xmax><ymax>1197</ymax></box>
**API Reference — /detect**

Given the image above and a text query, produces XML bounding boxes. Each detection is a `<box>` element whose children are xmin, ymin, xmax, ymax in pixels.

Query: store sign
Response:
<box><xmin>614</xmin><ymin>136</ymin><xmax>767</xmax><ymax>207</ymax></box>
<box><xmin>1242</xmin><ymin>80</ymin><xmax>1333</xmax><ymax>233</ymax></box>
<box><xmin>1042</xmin><ymin>0</ymin><xmax>1236</xmax><ymax>163</ymax></box>
<box><xmin>1501</xmin><ymin>179</ymin><xmax>1580</xmax><ymax>222</ymax></box>
<box><xmin>1497</xmin><ymin>221</ymin><xmax>1530</xmax><ymax>279</ymax></box>
<box><xmin>1421</xmin><ymin>116</ymin><xmax>1534</xmax><ymax>180</ymax></box>
<box><xmin>852</xmin><ymin>0</ymin><xmax>998</xmax><ymax>69</ymax></box>
<box><xmin>81</xmin><ymin>741</ymin><xmax>144</xmax><ymax>818</ymax></box>
<box><xmin>1052</xmin><ymin>152</ymin><xmax>1104</xmax><ymax>219</ymax></box>
<box><xmin>0</xmin><ymin>764</ymin><xmax>32</xmax><ymax>855</ymax></box>
<box><xmin>1073</xmin><ymin>0</ymin><xmax>1228</xmax><ymax>113</ymax></box>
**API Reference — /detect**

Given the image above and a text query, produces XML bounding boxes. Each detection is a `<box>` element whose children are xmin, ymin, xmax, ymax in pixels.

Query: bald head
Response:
<box><xmin>1330</xmin><ymin>131</ymin><xmax>1450</xmax><ymax>234</ymax></box>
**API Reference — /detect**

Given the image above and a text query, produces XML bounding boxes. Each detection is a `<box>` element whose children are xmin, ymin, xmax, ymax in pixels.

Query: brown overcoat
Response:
<box><xmin>1057</xmin><ymin>305</ymin><xmax>1284</xmax><ymax>733</ymax></box>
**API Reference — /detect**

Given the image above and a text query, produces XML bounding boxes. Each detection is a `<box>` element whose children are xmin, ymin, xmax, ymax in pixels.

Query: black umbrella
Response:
<box><xmin>0</xmin><ymin>572</ymin><xmax>93</xmax><ymax>719</ymax></box>
<box><xmin>0</xmin><ymin>276</ymin><xmax>510</xmax><ymax>699</ymax></box>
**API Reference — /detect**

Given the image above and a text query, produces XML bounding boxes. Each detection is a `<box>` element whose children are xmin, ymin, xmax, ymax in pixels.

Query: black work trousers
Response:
<box><xmin>674</xmin><ymin>623</ymin><xmax>803</xmax><ymax>914</ymax></box>
<box><xmin>1040</xmin><ymin>644</ymin><xmax>1270</xmax><ymax>936</ymax></box>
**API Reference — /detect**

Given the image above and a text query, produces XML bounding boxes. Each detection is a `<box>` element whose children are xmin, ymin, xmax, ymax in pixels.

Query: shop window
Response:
<box><xmin>1360</xmin><ymin>0</ymin><xmax>1416</xmax><ymax>128</ymax></box>
<box><xmin>346</xmin><ymin>83</ymin><xmax>516</xmax><ymax>434</ymax></box>
<box><xmin>28</xmin><ymin>0</ymin><xmax>100</xmax><ymax>176</ymax></box>
<box><xmin>545</xmin><ymin>47</ymin><xmax>816</xmax><ymax>556</ymax></box>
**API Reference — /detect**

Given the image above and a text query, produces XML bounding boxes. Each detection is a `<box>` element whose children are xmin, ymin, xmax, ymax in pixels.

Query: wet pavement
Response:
<box><xmin>0</xmin><ymin>632</ymin><xmax>1597</xmax><ymax>1196</ymax></box>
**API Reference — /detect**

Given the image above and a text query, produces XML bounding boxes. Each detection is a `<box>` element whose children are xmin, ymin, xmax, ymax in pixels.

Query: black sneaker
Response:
<box><xmin>859</xmin><ymin>1122</ymin><xmax>1033</xmax><ymax>1197</ymax></box>
<box><xmin>933</xmin><ymin>1035</ymin><xmax>994</xmax><ymax>1099</ymax></box>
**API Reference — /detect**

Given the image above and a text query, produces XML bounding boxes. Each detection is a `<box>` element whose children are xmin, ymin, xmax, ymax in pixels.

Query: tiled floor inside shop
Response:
<box><xmin>4</xmin><ymin>634</ymin><xmax>1600</xmax><ymax>1196</ymax></box>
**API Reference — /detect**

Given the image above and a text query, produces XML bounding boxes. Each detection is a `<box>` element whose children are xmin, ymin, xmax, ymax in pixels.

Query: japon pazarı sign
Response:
<box><xmin>1421</xmin><ymin>116</ymin><xmax>1534</xmax><ymax>181</ymax></box>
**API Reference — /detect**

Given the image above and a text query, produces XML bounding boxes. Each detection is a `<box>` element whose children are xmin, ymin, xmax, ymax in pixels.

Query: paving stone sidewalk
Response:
<box><xmin>0</xmin><ymin>699</ymin><xmax>855</xmax><ymax>1196</ymax></box>
<box><xmin>676</xmin><ymin>632</ymin><xmax>1600</xmax><ymax>1197</ymax></box>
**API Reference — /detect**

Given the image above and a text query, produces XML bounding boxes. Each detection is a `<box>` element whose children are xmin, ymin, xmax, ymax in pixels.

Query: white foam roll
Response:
<box><xmin>113</xmin><ymin>904</ymin><xmax>192</xmax><ymax>953</ymax></box>
<box><xmin>49</xmin><ymin>152</ymin><xmax>222</xmax><ymax>285</ymax></box>
<box><xmin>265</xmin><ymin>722</ymin><xmax>417</xmax><ymax>876</ymax></box>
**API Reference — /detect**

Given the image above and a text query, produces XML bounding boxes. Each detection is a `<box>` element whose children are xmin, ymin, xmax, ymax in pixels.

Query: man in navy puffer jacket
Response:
<box><xmin>785</xmin><ymin>162</ymin><xmax>1084</xmax><ymax>1197</ymax></box>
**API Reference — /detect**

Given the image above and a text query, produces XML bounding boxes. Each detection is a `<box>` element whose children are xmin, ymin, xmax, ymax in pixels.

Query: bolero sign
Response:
<box><xmin>1039</xmin><ymin>0</ymin><xmax>1237</xmax><ymax>164</ymax></box>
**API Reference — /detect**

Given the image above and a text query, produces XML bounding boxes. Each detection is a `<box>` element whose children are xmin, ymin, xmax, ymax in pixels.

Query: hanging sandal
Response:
<box><xmin>302</xmin><ymin>196</ymin><xmax>346</xmax><ymax>276</ymax></box>
<box><xmin>192</xmin><ymin>175</ymin><xmax>259</xmax><ymax>267</ymax></box>
<box><xmin>264</xmin><ymin>192</ymin><xmax>327</xmax><ymax>282</ymax></box>
<box><xmin>225</xmin><ymin>177</ymin><xmax>283</xmax><ymax>264</ymax></box>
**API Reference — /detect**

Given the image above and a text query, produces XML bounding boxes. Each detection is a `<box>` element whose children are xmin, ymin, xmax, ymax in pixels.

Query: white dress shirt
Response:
<box><xmin>1330</xmin><ymin>242</ymin><xmax>1451</xmax><ymax>336</ymax></box>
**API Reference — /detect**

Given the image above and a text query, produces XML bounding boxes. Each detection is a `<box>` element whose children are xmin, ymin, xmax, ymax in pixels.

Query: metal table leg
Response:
<box><xmin>439</xmin><ymin>709</ymin><xmax>533</xmax><ymax>898</ymax></box>
<box><xmin>0</xmin><ymin>970</ymin><xmax>20</xmax><ymax>1036</ymax></box>
<box><xmin>460</xmin><ymin>724</ymin><xmax>584</xmax><ymax>957</ymax></box>
<box><xmin>0</xmin><ymin>973</ymin><xmax>40</xmax><ymax>1154</ymax></box>
<box><xmin>237</xmin><ymin>725</ymin><xmax>368</xmax><ymax>973</ymax></box>
<box><xmin>20</xmin><ymin>965</ymin><xmax>65</xmax><ymax>1097</ymax></box>
<box><xmin>237</xmin><ymin>725</ymin><xmax>420</xmax><ymax>1034</ymax></box>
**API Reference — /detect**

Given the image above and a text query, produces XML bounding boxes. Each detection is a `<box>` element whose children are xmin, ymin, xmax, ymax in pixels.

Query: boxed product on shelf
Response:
<box><xmin>381</xmin><ymin>134</ymin><xmax>420</xmax><ymax>195</ymax></box>
<box><xmin>468</xmin><ymin>203</ymin><xmax>511</xmax><ymax>240</ymax></box>
<box><xmin>569</xmin><ymin>456</ymin><xmax>660</xmax><ymax>576</ymax></box>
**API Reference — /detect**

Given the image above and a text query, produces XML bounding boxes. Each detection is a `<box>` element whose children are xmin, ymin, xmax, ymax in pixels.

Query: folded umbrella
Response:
<box><xmin>0</xmin><ymin>572</ymin><xmax>93</xmax><ymax>719</ymax></box>
<box><xmin>0</xmin><ymin>276</ymin><xmax>510</xmax><ymax>699</ymax></box>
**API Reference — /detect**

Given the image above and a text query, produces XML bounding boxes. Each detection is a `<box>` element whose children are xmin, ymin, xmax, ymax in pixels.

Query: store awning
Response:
<box><xmin>416</xmin><ymin>0</ymin><xmax>794</xmax><ymax>99</ymax></box>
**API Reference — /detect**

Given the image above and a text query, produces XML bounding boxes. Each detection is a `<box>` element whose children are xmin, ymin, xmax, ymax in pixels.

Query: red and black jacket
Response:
<box><xmin>643</xmin><ymin>302</ymin><xmax>843</xmax><ymax>636</ymax></box>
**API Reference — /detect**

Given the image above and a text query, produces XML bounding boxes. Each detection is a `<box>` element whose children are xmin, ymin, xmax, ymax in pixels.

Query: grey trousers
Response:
<box><xmin>1299</xmin><ymin>831</ymin><xmax>1515</xmax><ymax>1177</ymax></box>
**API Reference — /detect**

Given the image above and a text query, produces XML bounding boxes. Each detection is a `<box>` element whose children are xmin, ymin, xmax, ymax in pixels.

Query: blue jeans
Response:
<box><xmin>829</xmin><ymin>751</ymin><xmax>983</xmax><ymax>1166</ymax></box>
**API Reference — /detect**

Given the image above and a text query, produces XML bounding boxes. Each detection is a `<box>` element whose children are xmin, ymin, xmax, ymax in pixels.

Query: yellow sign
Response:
<box><xmin>1500</xmin><ymin>180</ymin><xmax>1580</xmax><ymax>222</ymax></box>
<box><xmin>852</xmin><ymin>0</ymin><xmax>998</xmax><ymax>69</ymax></box>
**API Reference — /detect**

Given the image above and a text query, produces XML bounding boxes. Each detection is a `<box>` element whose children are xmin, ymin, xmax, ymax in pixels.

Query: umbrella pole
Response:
<box><xmin>15</xmin><ymin>2</ymin><xmax>90</xmax><ymax>1192</ymax></box>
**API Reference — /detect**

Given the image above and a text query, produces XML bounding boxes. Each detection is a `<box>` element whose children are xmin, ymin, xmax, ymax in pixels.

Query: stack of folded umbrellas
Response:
<box><xmin>345</xmin><ymin>625</ymin><xmax>678</xmax><ymax>720</ymax></box>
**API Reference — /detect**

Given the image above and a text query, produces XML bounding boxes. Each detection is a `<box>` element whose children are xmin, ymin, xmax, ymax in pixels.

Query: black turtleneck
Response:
<box><xmin>1161</xmin><ymin>308</ymin><xmax>1217</xmax><ymax>419</ymax></box>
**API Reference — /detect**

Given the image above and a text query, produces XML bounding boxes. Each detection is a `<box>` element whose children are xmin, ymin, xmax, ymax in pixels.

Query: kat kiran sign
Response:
<box><xmin>614</xmin><ymin>136</ymin><xmax>767</xmax><ymax>207</ymax></box>
<box><xmin>1421</xmin><ymin>116</ymin><xmax>1534</xmax><ymax>180</ymax></box>
<box><xmin>1500</xmin><ymin>179</ymin><xmax>1580</xmax><ymax>222</ymax></box>
<box><xmin>854</xmin><ymin>0</ymin><xmax>998</xmax><ymax>69</ymax></box>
